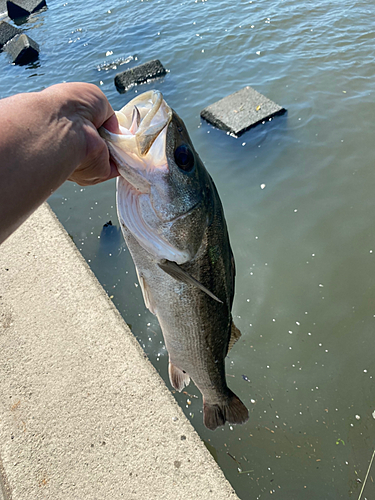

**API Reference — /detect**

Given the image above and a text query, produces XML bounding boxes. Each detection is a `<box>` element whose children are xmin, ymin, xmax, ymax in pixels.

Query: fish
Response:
<box><xmin>99</xmin><ymin>90</ymin><xmax>248</xmax><ymax>430</ymax></box>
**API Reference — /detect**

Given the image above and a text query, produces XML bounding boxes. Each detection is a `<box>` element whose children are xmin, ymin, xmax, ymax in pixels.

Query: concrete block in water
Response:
<box><xmin>4</xmin><ymin>33</ymin><xmax>39</xmax><ymax>64</ymax></box>
<box><xmin>115</xmin><ymin>59</ymin><xmax>167</xmax><ymax>93</ymax></box>
<box><xmin>200</xmin><ymin>86</ymin><xmax>286</xmax><ymax>137</ymax></box>
<box><xmin>6</xmin><ymin>0</ymin><xmax>47</xmax><ymax>19</ymax></box>
<box><xmin>0</xmin><ymin>20</ymin><xmax>22</xmax><ymax>49</ymax></box>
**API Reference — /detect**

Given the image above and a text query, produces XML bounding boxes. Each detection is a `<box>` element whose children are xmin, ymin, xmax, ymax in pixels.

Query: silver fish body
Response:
<box><xmin>100</xmin><ymin>91</ymin><xmax>248</xmax><ymax>430</ymax></box>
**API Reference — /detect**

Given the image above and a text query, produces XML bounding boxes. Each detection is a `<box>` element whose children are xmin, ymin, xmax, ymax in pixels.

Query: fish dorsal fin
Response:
<box><xmin>227</xmin><ymin>321</ymin><xmax>242</xmax><ymax>354</ymax></box>
<box><xmin>158</xmin><ymin>259</ymin><xmax>223</xmax><ymax>304</ymax></box>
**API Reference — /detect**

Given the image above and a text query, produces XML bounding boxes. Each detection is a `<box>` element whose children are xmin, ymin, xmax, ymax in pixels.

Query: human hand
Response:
<box><xmin>42</xmin><ymin>82</ymin><xmax>120</xmax><ymax>186</ymax></box>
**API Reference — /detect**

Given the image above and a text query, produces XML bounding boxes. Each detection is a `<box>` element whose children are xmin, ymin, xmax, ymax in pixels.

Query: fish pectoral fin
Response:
<box><xmin>227</xmin><ymin>321</ymin><xmax>242</xmax><ymax>354</ymax></box>
<box><xmin>168</xmin><ymin>362</ymin><xmax>190</xmax><ymax>392</ymax></box>
<box><xmin>136</xmin><ymin>271</ymin><xmax>156</xmax><ymax>315</ymax></box>
<box><xmin>158</xmin><ymin>259</ymin><xmax>223</xmax><ymax>304</ymax></box>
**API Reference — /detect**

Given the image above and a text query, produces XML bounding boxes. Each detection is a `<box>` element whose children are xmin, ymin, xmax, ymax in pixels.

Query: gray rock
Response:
<box><xmin>200</xmin><ymin>86</ymin><xmax>286</xmax><ymax>137</ymax></box>
<box><xmin>115</xmin><ymin>59</ymin><xmax>167</xmax><ymax>93</ymax></box>
<box><xmin>4</xmin><ymin>32</ymin><xmax>39</xmax><ymax>64</ymax></box>
<box><xmin>6</xmin><ymin>0</ymin><xmax>47</xmax><ymax>19</ymax></box>
<box><xmin>0</xmin><ymin>0</ymin><xmax>7</xmax><ymax>14</ymax></box>
<box><xmin>0</xmin><ymin>20</ymin><xmax>22</xmax><ymax>49</ymax></box>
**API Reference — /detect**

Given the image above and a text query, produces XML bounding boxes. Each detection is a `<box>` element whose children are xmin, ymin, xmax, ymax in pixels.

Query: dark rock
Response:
<box><xmin>200</xmin><ymin>86</ymin><xmax>286</xmax><ymax>137</ymax></box>
<box><xmin>114</xmin><ymin>59</ymin><xmax>167</xmax><ymax>93</ymax></box>
<box><xmin>4</xmin><ymin>33</ymin><xmax>39</xmax><ymax>64</ymax></box>
<box><xmin>0</xmin><ymin>20</ymin><xmax>22</xmax><ymax>49</ymax></box>
<box><xmin>6</xmin><ymin>0</ymin><xmax>46</xmax><ymax>19</ymax></box>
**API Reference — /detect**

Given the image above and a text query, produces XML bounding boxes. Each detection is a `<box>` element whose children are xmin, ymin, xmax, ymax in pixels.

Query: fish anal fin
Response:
<box><xmin>227</xmin><ymin>321</ymin><xmax>242</xmax><ymax>354</ymax></box>
<box><xmin>203</xmin><ymin>390</ymin><xmax>249</xmax><ymax>431</ymax></box>
<box><xmin>168</xmin><ymin>362</ymin><xmax>190</xmax><ymax>392</ymax></box>
<box><xmin>158</xmin><ymin>259</ymin><xmax>223</xmax><ymax>304</ymax></box>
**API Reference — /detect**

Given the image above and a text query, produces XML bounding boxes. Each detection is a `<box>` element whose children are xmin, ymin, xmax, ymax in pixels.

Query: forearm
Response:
<box><xmin>0</xmin><ymin>83</ymin><xmax>116</xmax><ymax>244</ymax></box>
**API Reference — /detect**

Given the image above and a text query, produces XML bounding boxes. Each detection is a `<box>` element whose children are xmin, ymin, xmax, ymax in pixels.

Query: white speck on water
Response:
<box><xmin>256</xmin><ymin>51</ymin><xmax>261</xmax><ymax>55</ymax></box>
<box><xmin>294</xmin><ymin>209</ymin><xmax>298</xmax><ymax>213</ymax></box>
<box><xmin>251</xmin><ymin>399</ymin><xmax>256</xmax><ymax>404</ymax></box>
<box><xmin>372</xmin><ymin>410</ymin><xmax>375</xmax><ymax>419</ymax></box>
<box><xmin>296</xmin><ymin>321</ymin><xmax>300</xmax><ymax>326</ymax></box>
<box><xmin>319</xmin><ymin>283</ymin><xmax>324</xmax><ymax>287</ymax></box>
<box><xmin>355</xmin><ymin>415</ymin><xmax>361</xmax><ymax>420</ymax></box>
<box><xmin>364</xmin><ymin>369</ymin><xmax>368</xmax><ymax>373</ymax></box>
<box><xmin>242</xmin><ymin>142</ymin><xmax>246</xmax><ymax>146</ymax></box>
<box><xmin>260</xmin><ymin>183</ymin><xmax>266</xmax><ymax>189</ymax></box>
<box><xmin>201</xmin><ymin>49</ymin><xmax>205</xmax><ymax>52</ymax></box>
<box><xmin>105</xmin><ymin>50</ymin><xmax>113</xmax><ymax>56</ymax></box>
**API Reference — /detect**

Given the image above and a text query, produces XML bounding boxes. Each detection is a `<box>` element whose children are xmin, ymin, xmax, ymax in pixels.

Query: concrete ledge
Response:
<box><xmin>0</xmin><ymin>204</ymin><xmax>239</xmax><ymax>500</ymax></box>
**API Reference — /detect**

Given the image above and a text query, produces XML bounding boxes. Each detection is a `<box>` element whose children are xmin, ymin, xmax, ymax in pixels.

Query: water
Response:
<box><xmin>2</xmin><ymin>0</ymin><xmax>375</xmax><ymax>498</ymax></box>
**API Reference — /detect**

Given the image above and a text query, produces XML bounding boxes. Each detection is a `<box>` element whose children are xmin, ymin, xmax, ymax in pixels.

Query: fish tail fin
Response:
<box><xmin>203</xmin><ymin>390</ymin><xmax>249</xmax><ymax>431</ymax></box>
<box><xmin>168</xmin><ymin>362</ymin><xmax>190</xmax><ymax>392</ymax></box>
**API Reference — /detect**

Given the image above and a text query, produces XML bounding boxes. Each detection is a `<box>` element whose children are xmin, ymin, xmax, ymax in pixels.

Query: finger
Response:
<box><xmin>103</xmin><ymin>113</ymin><xmax>120</xmax><ymax>134</ymax></box>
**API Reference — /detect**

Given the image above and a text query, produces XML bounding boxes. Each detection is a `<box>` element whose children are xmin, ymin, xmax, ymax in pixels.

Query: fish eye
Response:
<box><xmin>174</xmin><ymin>144</ymin><xmax>195</xmax><ymax>173</ymax></box>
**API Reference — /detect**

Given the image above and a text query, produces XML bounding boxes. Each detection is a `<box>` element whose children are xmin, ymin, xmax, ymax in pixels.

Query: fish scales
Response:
<box><xmin>100</xmin><ymin>90</ymin><xmax>249</xmax><ymax>430</ymax></box>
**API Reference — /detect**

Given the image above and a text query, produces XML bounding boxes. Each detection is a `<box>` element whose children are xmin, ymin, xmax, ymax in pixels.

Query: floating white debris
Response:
<box><xmin>105</xmin><ymin>50</ymin><xmax>113</xmax><ymax>56</ymax></box>
<box><xmin>355</xmin><ymin>415</ymin><xmax>361</xmax><ymax>420</ymax></box>
<box><xmin>260</xmin><ymin>183</ymin><xmax>266</xmax><ymax>189</ymax></box>
<box><xmin>372</xmin><ymin>410</ymin><xmax>375</xmax><ymax>419</ymax></box>
<box><xmin>256</xmin><ymin>51</ymin><xmax>261</xmax><ymax>55</ymax></box>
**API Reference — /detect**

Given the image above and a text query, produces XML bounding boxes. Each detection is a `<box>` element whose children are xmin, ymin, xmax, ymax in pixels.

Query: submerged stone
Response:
<box><xmin>0</xmin><ymin>20</ymin><xmax>22</xmax><ymax>49</ymax></box>
<box><xmin>6</xmin><ymin>0</ymin><xmax>47</xmax><ymax>19</ymax></box>
<box><xmin>4</xmin><ymin>33</ymin><xmax>39</xmax><ymax>64</ymax></box>
<box><xmin>114</xmin><ymin>59</ymin><xmax>167</xmax><ymax>93</ymax></box>
<box><xmin>200</xmin><ymin>86</ymin><xmax>286</xmax><ymax>137</ymax></box>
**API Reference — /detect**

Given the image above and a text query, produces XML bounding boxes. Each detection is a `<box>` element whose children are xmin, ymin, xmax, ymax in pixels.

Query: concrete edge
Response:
<box><xmin>0</xmin><ymin>203</ymin><xmax>239</xmax><ymax>500</ymax></box>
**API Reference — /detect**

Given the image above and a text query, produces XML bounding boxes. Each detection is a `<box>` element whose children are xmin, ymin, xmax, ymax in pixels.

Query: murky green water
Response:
<box><xmin>2</xmin><ymin>0</ymin><xmax>375</xmax><ymax>497</ymax></box>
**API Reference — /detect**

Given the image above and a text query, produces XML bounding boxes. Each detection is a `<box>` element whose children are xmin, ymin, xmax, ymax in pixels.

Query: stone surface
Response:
<box><xmin>200</xmin><ymin>86</ymin><xmax>286</xmax><ymax>137</ymax></box>
<box><xmin>4</xmin><ymin>32</ymin><xmax>39</xmax><ymax>64</ymax></box>
<box><xmin>0</xmin><ymin>20</ymin><xmax>21</xmax><ymax>49</ymax></box>
<box><xmin>0</xmin><ymin>203</ymin><xmax>240</xmax><ymax>500</ymax></box>
<box><xmin>6</xmin><ymin>0</ymin><xmax>46</xmax><ymax>19</ymax></box>
<box><xmin>115</xmin><ymin>59</ymin><xmax>167</xmax><ymax>93</ymax></box>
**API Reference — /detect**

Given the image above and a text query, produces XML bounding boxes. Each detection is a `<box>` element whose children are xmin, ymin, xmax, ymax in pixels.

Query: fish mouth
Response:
<box><xmin>99</xmin><ymin>90</ymin><xmax>172</xmax><ymax>193</ymax></box>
